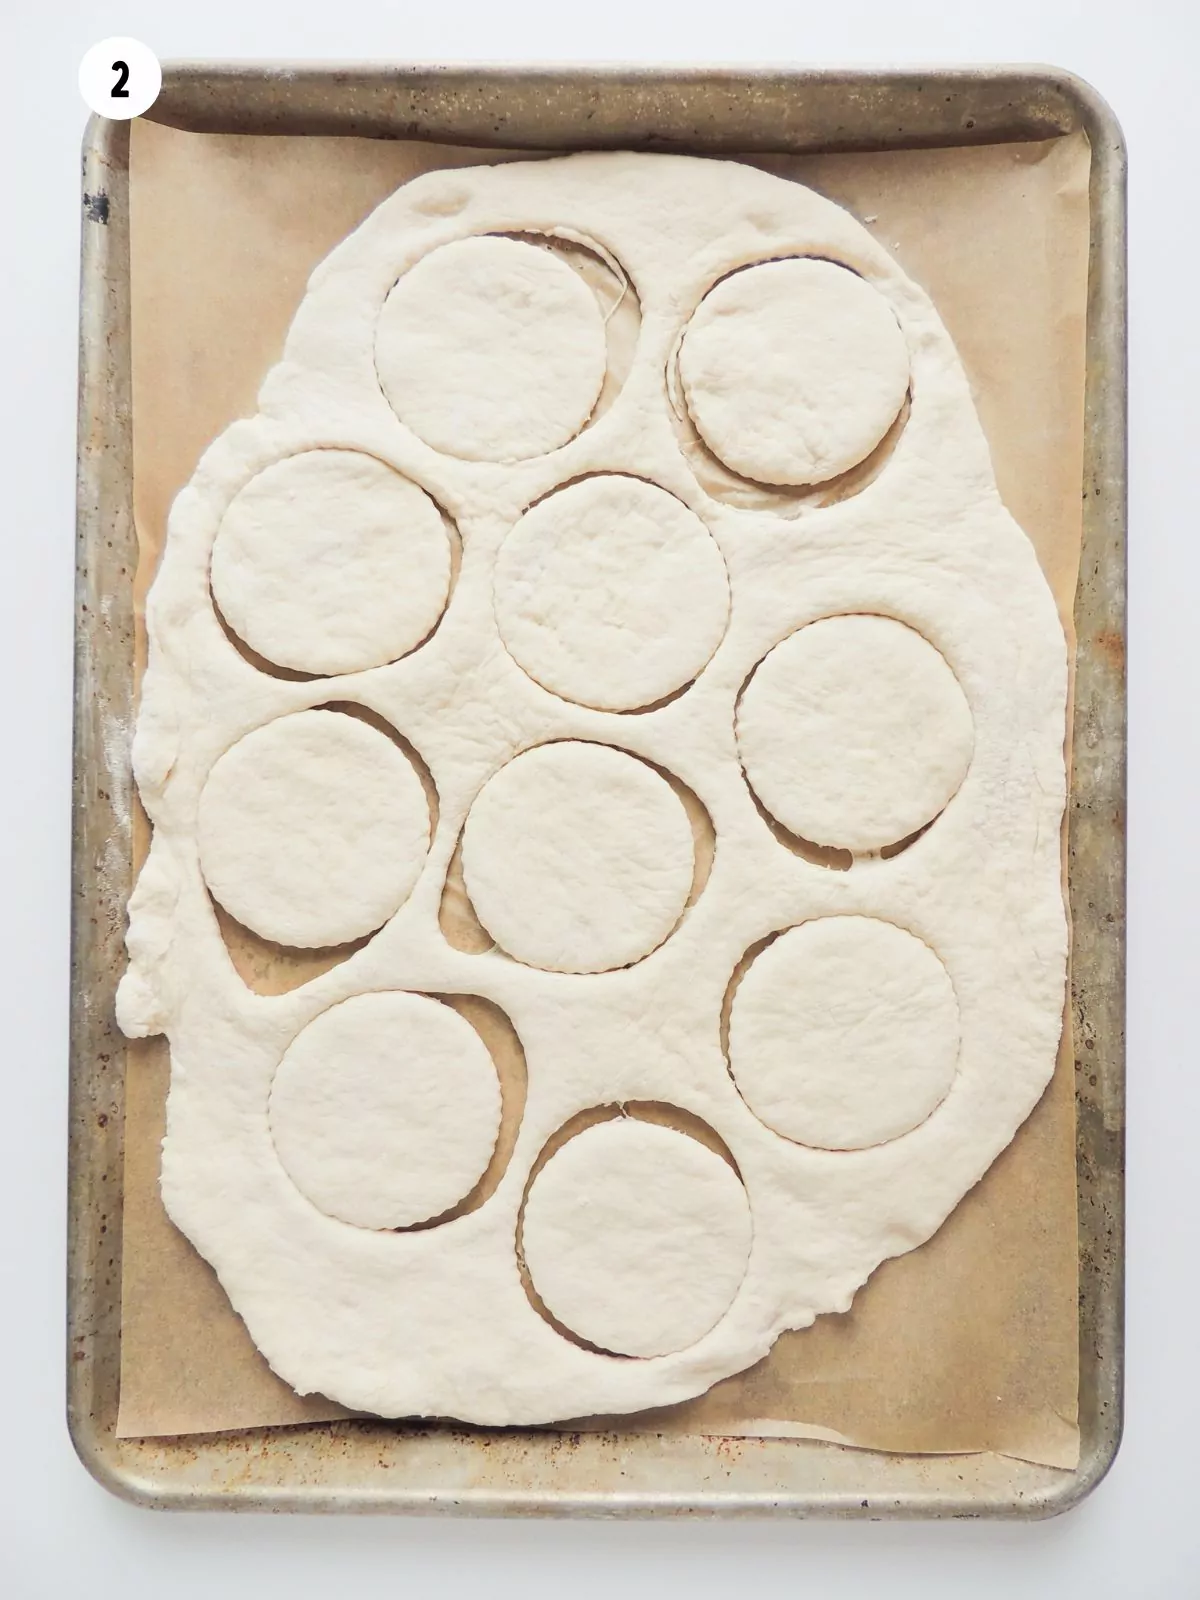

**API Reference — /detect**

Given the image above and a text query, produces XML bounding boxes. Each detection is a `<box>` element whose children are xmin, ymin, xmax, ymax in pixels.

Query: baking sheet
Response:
<box><xmin>116</xmin><ymin>118</ymin><xmax>1089</xmax><ymax>1468</ymax></box>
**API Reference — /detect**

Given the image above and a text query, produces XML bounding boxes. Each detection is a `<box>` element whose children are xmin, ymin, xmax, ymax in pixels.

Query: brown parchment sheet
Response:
<box><xmin>116</xmin><ymin>118</ymin><xmax>1090</xmax><ymax>1467</ymax></box>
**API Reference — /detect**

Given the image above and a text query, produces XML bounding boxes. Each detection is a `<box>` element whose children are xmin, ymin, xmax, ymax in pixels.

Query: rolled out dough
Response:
<box><xmin>736</xmin><ymin>614</ymin><xmax>975</xmax><ymax>855</ymax></box>
<box><xmin>728</xmin><ymin>916</ymin><xmax>961</xmax><ymax>1151</ymax></box>
<box><xmin>494</xmin><ymin>474</ymin><xmax>730</xmax><ymax>711</ymax></box>
<box><xmin>210</xmin><ymin>449</ymin><xmax>451</xmax><ymax>677</ymax></box>
<box><xmin>521</xmin><ymin>1118</ymin><xmax>753</xmax><ymax>1358</ymax></box>
<box><xmin>375</xmin><ymin>234</ymin><xmax>607</xmax><ymax>462</ymax></box>
<box><xmin>197</xmin><ymin>708</ymin><xmax>431</xmax><ymax>948</ymax></box>
<box><xmin>460</xmin><ymin>740</ymin><xmax>695</xmax><ymax>974</ymax></box>
<box><xmin>678</xmin><ymin>257</ymin><xmax>910</xmax><ymax>486</ymax></box>
<box><xmin>120</xmin><ymin>152</ymin><xmax>1068</xmax><ymax>1426</ymax></box>
<box><xmin>269</xmin><ymin>991</ymin><xmax>502</xmax><ymax>1230</ymax></box>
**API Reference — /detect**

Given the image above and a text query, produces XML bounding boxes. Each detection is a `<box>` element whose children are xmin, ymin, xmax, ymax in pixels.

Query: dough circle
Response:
<box><xmin>728</xmin><ymin>917</ymin><xmax>960</xmax><ymax>1150</ymax></box>
<box><xmin>461</xmin><ymin>741</ymin><xmax>695</xmax><ymax>973</ymax></box>
<box><xmin>269</xmin><ymin>991</ymin><xmax>502</xmax><ymax>1229</ymax></box>
<box><xmin>210</xmin><ymin>450</ymin><xmax>451</xmax><ymax>677</ymax></box>
<box><xmin>521</xmin><ymin>1118</ymin><xmax>753</xmax><ymax>1358</ymax></box>
<box><xmin>494</xmin><ymin>474</ymin><xmax>730</xmax><ymax>711</ymax></box>
<box><xmin>197</xmin><ymin>709</ymin><xmax>431</xmax><ymax>948</ymax></box>
<box><xmin>678</xmin><ymin>257</ymin><xmax>910</xmax><ymax>486</ymax></box>
<box><xmin>737</xmin><ymin>614</ymin><xmax>974</xmax><ymax>855</ymax></box>
<box><xmin>375</xmin><ymin>235</ymin><xmax>608</xmax><ymax>462</ymax></box>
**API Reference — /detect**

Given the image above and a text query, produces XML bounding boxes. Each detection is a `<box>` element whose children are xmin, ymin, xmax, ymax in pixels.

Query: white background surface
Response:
<box><xmin>2</xmin><ymin>1</ymin><xmax>1193</xmax><ymax>1594</ymax></box>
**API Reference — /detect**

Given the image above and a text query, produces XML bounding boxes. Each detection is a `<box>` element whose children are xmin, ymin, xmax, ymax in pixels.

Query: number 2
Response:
<box><xmin>111</xmin><ymin>60</ymin><xmax>130</xmax><ymax>98</ymax></box>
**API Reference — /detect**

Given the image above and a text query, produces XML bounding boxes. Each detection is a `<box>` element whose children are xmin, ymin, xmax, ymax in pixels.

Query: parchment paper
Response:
<box><xmin>117</xmin><ymin>118</ymin><xmax>1090</xmax><ymax>1468</ymax></box>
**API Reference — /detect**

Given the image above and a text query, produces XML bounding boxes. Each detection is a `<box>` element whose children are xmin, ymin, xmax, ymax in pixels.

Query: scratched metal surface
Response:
<box><xmin>68</xmin><ymin>65</ymin><xmax>1125</xmax><ymax>1517</ymax></box>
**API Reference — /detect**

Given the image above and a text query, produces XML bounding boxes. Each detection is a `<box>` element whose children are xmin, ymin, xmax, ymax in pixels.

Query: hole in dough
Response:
<box><xmin>677</xmin><ymin>257</ymin><xmax>910</xmax><ymax>488</ymax></box>
<box><xmin>209</xmin><ymin>450</ymin><xmax>455</xmax><ymax>677</ymax></box>
<box><xmin>375</xmin><ymin>234</ymin><xmax>608</xmax><ymax>463</ymax></box>
<box><xmin>211</xmin><ymin>608</ymin><xmax>316</xmax><ymax>685</ymax></box>
<box><xmin>316</xmin><ymin>700</ymin><xmax>441</xmax><ymax>838</ymax></box>
<box><xmin>494</xmin><ymin>474</ymin><xmax>730</xmax><ymax>712</ymax></box>
<box><xmin>743</xmin><ymin>782</ymin><xmax>853</xmax><ymax>873</ymax></box>
<box><xmin>438</xmin><ymin>832</ymin><xmax>496</xmax><ymax>955</ymax></box>
<box><xmin>668</xmin><ymin>359</ymin><xmax>910</xmax><ymax>519</ymax></box>
<box><xmin>518</xmin><ymin>1113</ymin><xmax>752</xmax><ymax>1359</ymax></box>
<box><xmin>210</xmin><ymin>896</ymin><xmax>369</xmax><ymax>996</ymax></box>
<box><xmin>428</xmin><ymin>994</ymin><xmax>528</xmax><ymax>1225</ymax></box>
<box><xmin>459</xmin><ymin>741</ymin><xmax>698</xmax><ymax>974</ymax></box>
<box><xmin>268</xmin><ymin>991</ymin><xmax>503</xmax><ymax>1230</ymax></box>
<box><xmin>879</xmin><ymin>817</ymin><xmax>937</xmax><ymax>860</ymax></box>
<box><xmin>197</xmin><ymin>707</ymin><xmax>433</xmax><ymax>949</ymax></box>
<box><xmin>656</xmin><ymin>759</ymin><xmax>716</xmax><ymax>911</ymax></box>
<box><xmin>725</xmin><ymin>916</ymin><xmax>960</xmax><ymax>1150</ymax></box>
<box><xmin>501</xmin><ymin>230</ymin><xmax>641</xmax><ymax>427</ymax></box>
<box><xmin>736</xmin><ymin>614</ymin><xmax>973</xmax><ymax>858</ymax></box>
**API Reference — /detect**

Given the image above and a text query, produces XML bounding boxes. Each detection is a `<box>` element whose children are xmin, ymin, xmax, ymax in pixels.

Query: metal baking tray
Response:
<box><xmin>70</xmin><ymin>64</ymin><xmax>1126</xmax><ymax>1517</ymax></box>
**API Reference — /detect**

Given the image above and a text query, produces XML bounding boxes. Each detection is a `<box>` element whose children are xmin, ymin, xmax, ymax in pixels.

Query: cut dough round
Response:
<box><xmin>729</xmin><ymin>917</ymin><xmax>960</xmax><ymax>1150</ymax></box>
<box><xmin>460</xmin><ymin>741</ymin><xmax>694</xmax><ymax>973</ymax></box>
<box><xmin>678</xmin><ymin>258</ymin><xmax>910</xmax><ymax>486</ymax></box>
<box><xmin>269</xmin><ymin>991</ymin><xmax>502</xmax><ymax>1229</ymax></box>
<box><xmin>494</xmin><ymin>474</ymin><xmax>730</xmax><ymax>711</ymax></box>
<box><xmin>737</xmin><ymin>614</ymin><xmax>973</xmax><ymax>855</ymax></box>
<box><xmin>521</xmin><ymin>1118</ymin><xmax>752</xmax><ymax>1358</ymax></box>
<box><xmin>376</xmin><ymin>235</ymin><xmax>608</xmax><ymax>462</ymax></box>
<box><xmin>198</xmin><ymin>709</ymin><xmax>431</xmax><ymax>948</ymax></box>
<box><xmin>210</xmin><ymin>450</ymin><xmax>451</xmax><ymax>677</ymax></box>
